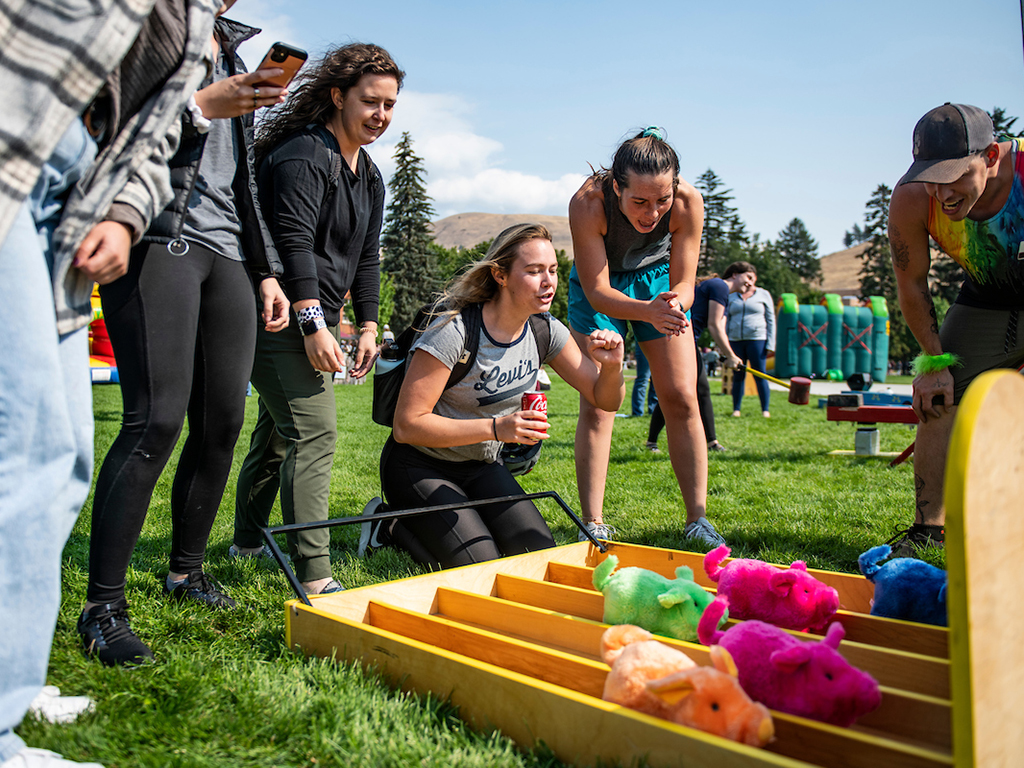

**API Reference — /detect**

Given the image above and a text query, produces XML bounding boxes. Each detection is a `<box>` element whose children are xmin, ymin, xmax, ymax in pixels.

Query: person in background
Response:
<box><xmin>79</xmin><ymin>3</ymin><xmax>291</xmax><ymax>667</ymax></box>
<box><xmin>0</xmin><ymin>0</ymin><xmax>219</xmax><ymax>763</ymax></box>
<box><xmin>645</xmin><ymin>271</ymin><xmax>746</xmax><ymax>452</ymax></box>
<box><xmin>630</xmin><ymin>345</ymin><xmax>658</xmax><ymax>416</ymax></box>
<box><xmin>370</xmin><ymin>224</ymin><xmax>624</xmax><ymax>569</ymax></box>
<box><xmin>725</xmin><ymin>261</ymin><xmax>775</xmax><ymax>418</ymax></box>
<box><xmin>567</xmin><ymin>127</ymin><xmax>726</xmax><ymax>549</ymax></box>
<box><xmin>232</xmin><ymin>43</ymin><xmax>402</xmax><ymax>595</ymax></box>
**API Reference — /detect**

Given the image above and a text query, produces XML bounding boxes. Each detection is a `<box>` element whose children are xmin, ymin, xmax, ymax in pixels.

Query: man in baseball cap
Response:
<box><xmin>887</xmin><ymin>103</ymin><xmax>1024</xmax><ymax>557</ymax></box>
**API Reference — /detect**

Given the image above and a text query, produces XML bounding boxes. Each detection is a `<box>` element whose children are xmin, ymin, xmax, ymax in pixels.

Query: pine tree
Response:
<box><xmin>988</xmin><ymin>107</ymin><xmax>1021</xmax><ymax>139</ymax></box>
<box><xmin>843</xmin><ymin>223</ymin><xmax>869</xmax><ymax>248</ymax></box>
<box><xmin>695</xmin><ymin>169</ymin><xmax>745</xmax><ymax>273</ymax></box>
<box><xmin>381</xmin><ymin>132</ymin><xmax>440</xmax><ymax>332</ymax></box>
<box><xmin>776</xmin><ymin>217</ymin><xmax>821</xmax><ymax>282</ymax></box>
<box><xmin>857</xmin><ymin>183</ymin><xmax>914</xmax><ymax>360</ymax></box>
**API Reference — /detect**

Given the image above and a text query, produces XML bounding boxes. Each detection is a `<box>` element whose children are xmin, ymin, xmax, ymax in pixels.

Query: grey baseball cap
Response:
<box><xmin>898</xmin><ymin>103</ymin><xmax>995</xmax><ymax>186</ymax></box>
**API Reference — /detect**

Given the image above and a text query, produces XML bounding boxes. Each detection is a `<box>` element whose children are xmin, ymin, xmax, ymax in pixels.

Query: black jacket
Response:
<box><xmin>144</xmin><ymin>17</ymin><xmax>281</xmax><ymax>282</ymax></box>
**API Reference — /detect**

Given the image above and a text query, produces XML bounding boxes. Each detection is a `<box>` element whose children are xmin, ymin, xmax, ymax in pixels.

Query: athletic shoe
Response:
<box><xmin>28</xmin><ymin>686</ymin><xmax>93</xmax><ymax>724</ymax></box>
<box><xmin>708</xmin><ymin>441</ymin><xmax>727</xmax><ymax>452</ymax></box>
<box><xmin>164</xmin><ymin>571</ymin><xmax>236</xmax><ymax>609</ymax></box>
<box><xmin>0</xmin><ymin>747</ymin><xmax>104</xmax><ymax>767</ymax></box>
<box><xmin>684</xmin><ymin>517</ymin><xmax>727</xmax><ymax>549</ymax></box>
<box><xmin>357</xmin><ymin>496</ymin><xmax>389</xmax><ymax>557</ymax></box>
<box><xmin>78</xmin><ymin>599</ymin><xmax>153</xmax><ymax>667</ymax></box>
<box><xmin>886</xmin><ymin>524</ymin><xmax>945</xmax><ymax>558</ymax></box>
<box><xmin>228</xmin><ymin>543</ymin><xmax>272</xmax><ymax>560</ymax></box>
<box><xmin>578</xmin><ymin>521</ymin><xmax>616</xmax><ymax>543</ymax></box>
<box><xmin>310</xmin><ymin>579</ymin><xmax>345</xmax><ymax>595</ymax></box>
<box><xmin>643</xmin><ymin>441</ymin><xmax>661</xmax><ymax>453</ymax></box>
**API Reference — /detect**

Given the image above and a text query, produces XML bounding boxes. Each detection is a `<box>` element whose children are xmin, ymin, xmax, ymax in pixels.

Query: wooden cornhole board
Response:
<box><xmin>286</xmin><ymin>370</ymin><xmax>1023</xmax><ymax>768</ymax></box>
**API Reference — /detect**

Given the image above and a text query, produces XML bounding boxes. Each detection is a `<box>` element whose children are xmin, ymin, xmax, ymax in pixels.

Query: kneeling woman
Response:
<box><xmin>380</xmin><ymin>224</ymin><xmax>625</xmax><ymax>569</ymax></box>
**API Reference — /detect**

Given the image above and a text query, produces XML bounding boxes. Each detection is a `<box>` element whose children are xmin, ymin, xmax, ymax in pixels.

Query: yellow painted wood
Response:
<box><xmin>826</xmin><ymin>612</ymin><xmax>947</xmax><ymax>658</ymax></box>
<box><xmin>494</xmin><ymin>572</ymin><xmax>605</xmax><ymax>619</ymax></box>
<box><xmin>943</xmin><ymin>370</ymin><xmax>1024</xmax><ymax>768</ymax></box>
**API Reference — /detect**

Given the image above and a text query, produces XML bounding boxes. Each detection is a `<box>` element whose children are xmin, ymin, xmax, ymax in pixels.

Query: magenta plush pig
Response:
<box><xmin>703</xmin><ymin>545</ymin><xmax>839</xmax><ymax>631</ymax></box>
<box><xmin>697</xmin><ymin>597</ymin><xmax>881</xmax><ymax>727</ymax></box>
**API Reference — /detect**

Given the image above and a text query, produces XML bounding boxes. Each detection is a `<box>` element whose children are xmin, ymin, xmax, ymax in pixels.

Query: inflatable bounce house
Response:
<box><xmin>89</xmin><ymin>286</ymin><xmax>118</xmax><ymax>383</ymax></box>
<box><xmin>774</xmin><ymin>293</ymin><xmax>889</xmax><ymax>382</ymax></box>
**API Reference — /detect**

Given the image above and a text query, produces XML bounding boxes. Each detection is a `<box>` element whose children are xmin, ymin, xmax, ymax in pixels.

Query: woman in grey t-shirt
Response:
<box><xmin>374</xmin><ymin>224</ymin><xmax>625</xmax><ymax>569</ymax></box>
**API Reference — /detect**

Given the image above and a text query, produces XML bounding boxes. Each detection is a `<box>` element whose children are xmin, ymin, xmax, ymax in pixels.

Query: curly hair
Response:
<box><xmin>255</xmin><ymin>42</ymin><xmax>404</xmax><ymax>162</ymax></box>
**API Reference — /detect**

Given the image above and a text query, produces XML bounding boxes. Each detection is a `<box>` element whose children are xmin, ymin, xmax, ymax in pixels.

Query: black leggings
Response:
<box><xmin>648</xmin><ymin>341</ymin><xmax>716</xmax><ymax>445</ymax></box>
<box><xmin>380</xmin><ymin>437</ymin><xmax>556</xmax><ymax>570</ymax></box>
<box><xmin>88</xmin><ymin>241</ymin><xmax>257</xmax><ymax>603</ymax></box>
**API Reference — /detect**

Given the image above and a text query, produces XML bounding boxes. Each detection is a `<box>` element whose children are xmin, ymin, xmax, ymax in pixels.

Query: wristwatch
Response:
<box><xmin>297</xmin><ymin>305</ymin><xmax>327</xmax><ymax>337</ymax></box>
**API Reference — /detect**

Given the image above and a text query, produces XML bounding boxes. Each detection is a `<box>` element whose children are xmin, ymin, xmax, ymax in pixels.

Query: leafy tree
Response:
<box><xmin>776</xmin><ymin>217</ymin><xmax>821</xmax><ymax>283</ymax></box>
<box><xmin>988</xmin><ymin>107</ymin><xmax>1022</xmax><ymax>139</ymax></box>
<box><xmin>381</xmin><ymin>132</ymin><xmax>440</xmax><ymax>332</ymax></box>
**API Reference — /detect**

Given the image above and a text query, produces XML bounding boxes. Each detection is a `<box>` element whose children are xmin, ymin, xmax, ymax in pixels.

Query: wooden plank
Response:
<box><xmin>819</xmin><ymin>612</ymin><xmax>948</xmax><ymax>659</ymax></box>
<box><xmin>770</xmin><ymin>716</ymin><xmax>950</xmax><ymax>768</ymax></box>
<box><xmin>944</xmin><ymin>371</ymin><xmax>1024</xmax><ymax>768</ymax></box>
<box><xmin>494</xmin><ymin>572</ymin><xmax>605</xmax><ymax>620</ymax></box>
<box><xmin>856</xmin><ymin>688</ymin><xmax>951</xmax><ymax>751</ymax></box>
<box><xmin>287</xmin><ymin>602</ymin><xmax>812</xmax><ymax>768</ymax></box>
<box><xmin>827</xmin><ymin>405</ymin><xmax>919</xmax><ymax>424</ymax></box>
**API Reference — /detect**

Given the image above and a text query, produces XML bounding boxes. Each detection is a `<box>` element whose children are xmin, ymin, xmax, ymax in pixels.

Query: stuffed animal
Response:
<box><xmin>858</xmin><ymin>545</ymin><xmax>947</xmax><ymax>626</ymax></box>
<box><xmin>702</xmin><ymin>545</ymin><xmax>840</xmax><ymax>632</ymax></box>
<box><xmin>592</xmin><ymin>555</ymin><xmax>722</xmax><ymax>642</ymax></box>
<box><xmin>697</xmin><ymin>597</ymin><xmax>881</xmax><ymax>727</ymax></box>
<box><xmin>601</xmin><ymin>625</ymin><xmax>774</xmax><ymax>747</ymax></box>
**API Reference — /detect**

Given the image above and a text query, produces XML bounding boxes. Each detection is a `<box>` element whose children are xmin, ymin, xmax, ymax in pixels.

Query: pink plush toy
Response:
<box><xmin>703</xmin><ymin>545</ymin><xmax>840</xmax><ymax>631</ymax></box>
<box><xmin>601</xmin><ymin>625</ymin><xmax>774</xmax><ymax>747</ymax></box>
<box><xmin>697</xmin><ymin>597</ymin><xmax>881</xmax><ymax>727</ymax></box>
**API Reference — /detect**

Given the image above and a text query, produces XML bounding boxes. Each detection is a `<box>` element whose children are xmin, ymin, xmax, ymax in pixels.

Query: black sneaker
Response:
<box><xmin>357</xmin><ymin>497</ymin><xmax>390</xmax><ymax>557</ymax></box>
<box><xmin>78</xmin><ymin>599</ymin><xmax>154</xmax><ymax>667</ymax></box>
<box><xmin>886</xmin><ymin>523</ymin><xmax>945</xmax><ymax>558</ymax></box>
<box><xmin>164</xmin><ymin>570</ymin><xmax>236</xmax><ymax>609</ymax></box>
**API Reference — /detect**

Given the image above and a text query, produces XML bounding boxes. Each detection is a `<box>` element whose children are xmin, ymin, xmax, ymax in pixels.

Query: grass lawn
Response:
<box><xmin>18</xmin><ymin>371</ymin><xmax>938</xmax><ymax>767</ymax></box>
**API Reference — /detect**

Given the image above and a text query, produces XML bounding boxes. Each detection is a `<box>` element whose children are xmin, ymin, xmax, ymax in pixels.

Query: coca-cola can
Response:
<box><xmin>521</xmin><ymin>391</ymin><xmax>547</xmax><ymax>414</ymax></box>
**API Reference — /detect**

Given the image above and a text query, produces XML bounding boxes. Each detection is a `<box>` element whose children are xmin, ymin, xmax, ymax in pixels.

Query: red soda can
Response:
<box><xmin>521</xmin><ymin>391</ymin><xmax>547</xmax><ymax>415</ymax></box>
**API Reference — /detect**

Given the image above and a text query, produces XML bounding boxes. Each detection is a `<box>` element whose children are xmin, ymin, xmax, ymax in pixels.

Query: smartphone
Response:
<box><xmin>254</xmin><ymin>42</ymin><xmax>308</xmax><ymax>88</ymax></box>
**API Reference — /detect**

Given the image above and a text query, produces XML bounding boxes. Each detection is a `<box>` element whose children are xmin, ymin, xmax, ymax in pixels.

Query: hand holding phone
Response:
<box><xmin>254</xmin><ymin>42</ymin><xmax>307</xmax><ymax>88</ymax></box>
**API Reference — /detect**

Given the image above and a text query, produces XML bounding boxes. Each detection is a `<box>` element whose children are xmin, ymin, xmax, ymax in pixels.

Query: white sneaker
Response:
<box><xmin>27</xmin><ymin>687</ymin><xmax>93</xmax><ymax>724</ymax></box>
<box><xmin>1</xmin><ymin>747</ymin><xmax>103</xmax><ymax>767</ymax></box>
<box><xmin>356</xmin><ymin>497</ymin><xmax>388</xmax><ymax>557</ymax></box>
<box><xmin>684</xmin><ymin>517</ymin><xmax>727</xmax><ymax>548</ymax></box>
<box><xmin>578</xmin><ymin>521</ymin><xmax>616</xmax><ymax>543</ymax></box>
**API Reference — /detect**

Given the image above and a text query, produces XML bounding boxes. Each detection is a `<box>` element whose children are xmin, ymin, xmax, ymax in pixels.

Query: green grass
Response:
<box><xmin>19</xmin><ymin>373</ymin><xmax>937</xmax><ymax>767</ymax></box>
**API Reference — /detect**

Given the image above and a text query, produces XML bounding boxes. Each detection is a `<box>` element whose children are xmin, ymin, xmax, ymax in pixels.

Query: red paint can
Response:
<box><xmin>521</xmin><ymin>391</ymin><xmax>547</xmax><ymax>414</ymax></box>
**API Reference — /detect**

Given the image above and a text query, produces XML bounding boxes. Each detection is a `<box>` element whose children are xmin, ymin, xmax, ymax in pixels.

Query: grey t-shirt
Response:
<box><xmin>411</xmin><ymin>311</ymin><xmax>570</xmax><ymax>463</ymax></box>
<box><xmin>182</xmin><ymin>55</ymin><xmax>244</xmax><ymax>261</ymax></box>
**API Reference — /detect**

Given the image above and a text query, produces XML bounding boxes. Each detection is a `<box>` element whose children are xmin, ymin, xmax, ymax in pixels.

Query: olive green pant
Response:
<box><xmin>234</xmin><ymin>321</ymin><xmax>339</xmax><ymax>582</ymax></box>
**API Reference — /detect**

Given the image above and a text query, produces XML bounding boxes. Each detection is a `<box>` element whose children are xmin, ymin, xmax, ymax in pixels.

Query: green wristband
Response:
<box><xmin>912</xmin><ymin>352</ymin><xmax>963</xmax><ymax>375</ymax></box>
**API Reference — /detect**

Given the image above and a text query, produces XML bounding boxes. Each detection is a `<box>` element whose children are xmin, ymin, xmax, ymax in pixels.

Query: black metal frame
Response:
<box><xmin>260</xmin><ymin>490</ymin><xmax>607</xmax><ymax>606</ymax></box>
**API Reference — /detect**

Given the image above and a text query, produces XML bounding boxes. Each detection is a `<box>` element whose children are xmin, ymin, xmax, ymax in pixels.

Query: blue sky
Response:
<box><xmin>235</xmin><ymin>0</ymin><xmax>1024</xmax><ymax>255</ymax></box>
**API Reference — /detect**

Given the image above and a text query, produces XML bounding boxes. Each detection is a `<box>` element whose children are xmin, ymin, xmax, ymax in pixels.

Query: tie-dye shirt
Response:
<box><xmin>927</xmin><ymin>138</ymin><xmax>1024</xmax><ymax>309</ymax></box>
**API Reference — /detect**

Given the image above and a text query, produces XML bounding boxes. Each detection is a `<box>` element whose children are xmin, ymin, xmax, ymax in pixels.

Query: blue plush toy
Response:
<box><xmin>857</xmin><ymin>545</ymin><xmax>947</xmax><ymax>626</ymax></box>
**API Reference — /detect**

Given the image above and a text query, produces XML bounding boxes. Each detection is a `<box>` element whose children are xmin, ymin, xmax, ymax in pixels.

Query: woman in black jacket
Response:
<box><xmin>80</xmin><ymin>6</ymin><xmax>290</xmax><ymax>666</ymax></box>
<box><xmin>231</xmin><ymin>43</ymin><xmax>403</xmax><ymax>596</ymax></box>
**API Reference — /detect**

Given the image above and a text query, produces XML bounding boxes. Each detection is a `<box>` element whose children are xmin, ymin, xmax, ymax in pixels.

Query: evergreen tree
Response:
<box><xmin>695</xmin><ymin>169</ymin><xmax>745</xmax><ymax>272</ymax></box>
<box><xmin>381</xmin><ymin>132</ymin><xmax>440</xmax><ymax>332</ymax></box>
<box><xmin>843</xmin><ymin>223</ymin><xmax>869</xmax><ymax>248</ymax></box>
<box><xmin>857</xmin><ymin>183</ymin><xmax>914</xmax><ymax>360</ymax></box>
<box><xmin>988</xmin><ymin>107</ymin><xmax>1021</xmax><ymax>138</ymax></box>
<box><xmin>776</xmin><ymin>217</ymin><xmax>822</xmax><ymax>282</ymax></box>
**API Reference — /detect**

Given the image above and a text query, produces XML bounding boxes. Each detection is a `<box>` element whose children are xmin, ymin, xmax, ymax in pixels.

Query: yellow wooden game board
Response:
<box><xmin>286</xmin><ymin>370</ymin><xmax>1023</xmax><ymax>767</ymax></box>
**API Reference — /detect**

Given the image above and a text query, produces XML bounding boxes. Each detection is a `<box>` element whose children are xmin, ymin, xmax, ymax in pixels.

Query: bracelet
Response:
<box><xmin>296</xmin><ymin>305</ymin><xmax>326</xmax><ymax>337</ymax></box>
<box><xmin>912</xmin><ymin>352</ymin><xmax>963</xmax><ymax>375</ymax></box>
<box><xmin>491</xmin><ymin>417</ymin><xmax>499</xmax><ymax>441</ymax></box>
<box><xmin>359</xmin><ymin>325</ymin><xmax>377</xmax><ymax>335</ymax></box>
<box><xmin>185</xmin><ymin>94</ymin><xmax>212</xmax><ymax>134</ymax></box>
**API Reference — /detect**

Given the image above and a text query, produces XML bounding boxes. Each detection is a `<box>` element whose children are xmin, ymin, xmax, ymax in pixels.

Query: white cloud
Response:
<box><xmin>233</xmin><ymin>2</ymin><xmax>303</xmax><ymax>75</ymax></box>
<box><xmin>366</xmin><ymin>91</ymin><xmax>584</xmax><ymax>218</ymax></box>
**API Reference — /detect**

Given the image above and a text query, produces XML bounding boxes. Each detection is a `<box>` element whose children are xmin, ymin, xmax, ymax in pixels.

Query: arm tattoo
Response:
<box><xmin>922</xmin><ymin>290</ymin><xmax>939</xmax><ymax>335</ymax></box>
<box><xmin>890</xmin><ymin>229</ymin><xmax>910</xmax><ymax>271</ymax></box>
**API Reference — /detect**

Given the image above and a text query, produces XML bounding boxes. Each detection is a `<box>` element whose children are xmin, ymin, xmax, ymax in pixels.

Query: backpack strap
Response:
<box><xmin>528</xmin><ymin>312</ymin><xmax>553</xmax><ymax>361</ymax></box>
<box><xmin>446</xmin><ymin>303</ymin><xmax>483</xmax><ymax>389</ymax></box>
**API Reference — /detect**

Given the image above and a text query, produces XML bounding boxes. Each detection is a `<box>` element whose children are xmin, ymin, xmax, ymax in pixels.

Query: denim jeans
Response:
<box><xmin>0</xmin><ymin>120</ymin><xmax>96</xmax><ymax>760</ymax></box>
<box><xmin>630</xmin><ymin>345</ymin><xmax>658</xmax><ymax>416</ymax></box>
